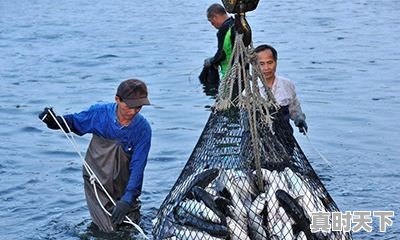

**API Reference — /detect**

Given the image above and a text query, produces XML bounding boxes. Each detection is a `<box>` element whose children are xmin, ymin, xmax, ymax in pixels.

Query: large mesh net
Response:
<box><xmin>152</xmin><ymin>30</ymin><xmax>352</xmax><ymax>240</ymax></box>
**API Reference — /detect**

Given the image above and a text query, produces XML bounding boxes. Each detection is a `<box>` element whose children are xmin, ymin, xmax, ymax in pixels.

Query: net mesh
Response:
<box><xmin>152</xmin><ymin>32</ymin><xmax>352</xmax><ymax>240</ymax></box>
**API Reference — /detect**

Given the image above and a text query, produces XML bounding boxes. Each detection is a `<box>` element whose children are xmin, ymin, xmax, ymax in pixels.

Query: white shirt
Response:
<box><xmin>259</xmin><ymin>75</ymin><xmax>304</xmax><ymax>120</ymax></box>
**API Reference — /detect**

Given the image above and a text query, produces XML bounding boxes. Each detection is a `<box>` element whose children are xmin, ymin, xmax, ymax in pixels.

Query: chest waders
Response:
<box><xmin>83</xmin><ymin>134</ymin><xmax>139</xmax><ymax>232</ymax></box>
<box><xmin>220</xmin><ymin>27</ymin><xmax>233</xmax><ymax>79</ymax></box>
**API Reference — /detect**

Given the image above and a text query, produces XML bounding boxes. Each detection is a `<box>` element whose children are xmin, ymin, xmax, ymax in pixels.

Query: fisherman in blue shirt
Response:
<box><xmin>39</xmin><ymin>79</ymin><xmax>151</xmax><ymax>232</ymax></box>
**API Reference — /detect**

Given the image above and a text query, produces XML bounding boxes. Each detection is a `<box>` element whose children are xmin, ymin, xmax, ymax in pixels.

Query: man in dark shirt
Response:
<box><xmin>204</xmin><ymin>3</ymin><xmax>235</xmax><ymax>79</ymax></box>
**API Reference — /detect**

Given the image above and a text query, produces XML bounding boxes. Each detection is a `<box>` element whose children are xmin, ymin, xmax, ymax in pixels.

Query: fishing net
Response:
<box><xmin>152</xmin><ymin>29</ymin><xmax>352</xmax><ymax>240</ymax></box>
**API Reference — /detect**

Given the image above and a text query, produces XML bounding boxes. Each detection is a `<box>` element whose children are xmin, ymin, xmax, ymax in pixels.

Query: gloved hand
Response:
<box><xmin>110</xmin><ymin>200</ymin><xmax>131</xmax><ymax>225</ymax></box>
<box><xmin>39</xmin><ymin>107</ymin><xmax>71</xmax><ymax>131</ymax></box>
<box><xmin>203</xmin><ymin>57</ymin><xmax>213</xmax><ymax>68</ymax></box>
<box><xmin>38</xmin><ymin>107</ymin><xmax>59</xmax><ymax>129</ymax></box>
<box><xmin>294</xmin><ymin>115</ymin><xmax>308</xmax><ymax>134</ymax></box>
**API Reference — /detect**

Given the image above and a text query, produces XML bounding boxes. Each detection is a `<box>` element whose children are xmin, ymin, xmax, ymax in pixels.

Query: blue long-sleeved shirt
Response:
<box><xmin>63</xmin><ymin>103</ymin><xmax>151</xmax><ymax>204</ymax></box>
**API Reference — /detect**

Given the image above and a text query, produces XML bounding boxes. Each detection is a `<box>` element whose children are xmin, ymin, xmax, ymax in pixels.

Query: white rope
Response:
<box><xmin>187</xmin><ymin>65</ymin><xmax>203</xmax><ymax>82</ymax></box>
<box><xmin>214</xmin><ymin>33</ymin><xmax>281</xmax><ymax>191</ymax></box>
<box><xmin>303</xmin><ymin>130</ymin><xmax>333</xmax><ymax>167</ymax></box>
<box><xmin>45</xmin><ymin>110</ymin><xmax>148</xmax><ymax>239</ymax></box>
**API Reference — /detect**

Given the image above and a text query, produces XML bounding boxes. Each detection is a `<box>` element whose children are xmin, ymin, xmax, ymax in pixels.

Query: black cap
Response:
<box><xmin>117</xmin><ymin>79</ymin><xmax>150</xmax><ymax>108</ymax></box>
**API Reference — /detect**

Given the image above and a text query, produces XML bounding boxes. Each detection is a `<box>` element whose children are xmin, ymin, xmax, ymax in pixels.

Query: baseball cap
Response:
<box><xmin>117</xmin><ymin>79</ymin><xmax>150</xmax><ymax>108</ymax></box>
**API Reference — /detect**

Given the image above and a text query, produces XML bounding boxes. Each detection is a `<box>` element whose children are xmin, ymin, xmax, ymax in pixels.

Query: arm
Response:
<box><xmin>209</xmin><ymin>28</ymin><xmax>229</xmax><ymax>66</ymax></box>
<box><xmin>39</xmin><ymin>107</ymin><xmax>79</xmax><ymax>134</ymax></box>
<box><xmin>288</xmin><ymin>84</ymin><xmax>308</xmax><ymax>133</ymax></box>
<box><xmin>121</xmin><ymin>126</ymin><xmax>152</xmax><ymax>204</ymax></box>
<box><xmin>39</xmin><ymin>105</ymin><xmax>102</xmax><ymax>136</ymax></box>
<box><xmin>289</xmin><ymin>92</ymin><xmax>305</xmax><ymax>121</ymax></box>
<box><xmin>111</xmin><ymin>120</ymin><xmax>151</xmax><ymax>224</ymax></box>
<box><xmin>62</xmin><ymin>105</ymin><xmax>106</xmax><ymax>136</ymax></box>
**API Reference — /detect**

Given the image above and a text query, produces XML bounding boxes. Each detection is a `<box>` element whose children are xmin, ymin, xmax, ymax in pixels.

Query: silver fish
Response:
<box><xmin>226</xmin><ymin>217</ymin><xmax>251</xmax><ymax>240</ymax></box>
<box><xmin>247</xmin><ymin>205</ymin><xmax>269</xmax><ymax>240</ymax></box>
<box><xmin>178</xmin><ymin>199</ymin><xmax>221</xmax><ymax>223</ymax></box>
<box><xmin>295</xmin><ymin>231</ymin><xmax>307</xmax><ymax>240</ymax></box>
<box><xmin>173</xmin><ymin>225</ymin><xmax>225</xmax><ymax>240</ymax></box>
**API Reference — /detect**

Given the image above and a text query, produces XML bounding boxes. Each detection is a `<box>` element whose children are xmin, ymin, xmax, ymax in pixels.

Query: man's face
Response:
<box><xmin>116</xmin><ymin>96</ymin><xmax>141</xmax><ymax>122</ymax></box>
<box><xmin>257</xmin><ymin>49</ymin><xmax>277</xmax><ymax>82</ymax></box>
<box><xmin>208</xmin><ymin>15</ymin><xmax>222</xmax><ymax>29</ymax></box>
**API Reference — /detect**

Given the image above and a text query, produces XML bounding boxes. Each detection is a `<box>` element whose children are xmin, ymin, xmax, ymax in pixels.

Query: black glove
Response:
<box><xmin>39</xmin><ymin>107</ymin><xmax>59</xmax><ymax>129</ymax></box>
<box><xmin>110</xmin><ymin>200</ymin><xmax>131</xmax><ymax>225</ymax></box>
<box><xmin>294</xmin><ymin>116</ymin><xmax>308</xmax><ymax>134</ymax></box>
<box><xmin>39</xmin><ymin>107</ymin><xmax>71</xmax><ymax>132</ymax></box>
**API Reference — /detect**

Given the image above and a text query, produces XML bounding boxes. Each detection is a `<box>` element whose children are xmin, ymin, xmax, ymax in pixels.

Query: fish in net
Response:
<box><xmin>152</xmin><ymin>15</ymin><xmax>352</xmax><ymax>240</ymax></box>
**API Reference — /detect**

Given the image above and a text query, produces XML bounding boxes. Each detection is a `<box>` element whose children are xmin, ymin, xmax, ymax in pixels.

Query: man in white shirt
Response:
<box><xmin>254</xmin><ymin>44</ymin><xmax>308</xmax><ymax>134</ymax></box>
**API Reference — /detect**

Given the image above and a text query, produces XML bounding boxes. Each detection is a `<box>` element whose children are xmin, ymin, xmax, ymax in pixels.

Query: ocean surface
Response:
<box><xmin>1</xmin><ymin>0</ymin><xmax>399</xmax><ymax>239</ymax></box>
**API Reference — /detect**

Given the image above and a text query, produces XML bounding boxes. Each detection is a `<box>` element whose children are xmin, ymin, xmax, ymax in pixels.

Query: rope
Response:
<box><xmin>215</xmin><ymin>33</ymin><xmax>277</xmax><ymax>192</ymax></box>
<box><xmin>187</xmin><ymin>65</ymin><xmax>203</xmax><ymax>82</ymax></box>
<box><xmin>303</xmin><ymin>130</ymin><xmax>333</xmax><ymax>167</ymax></box>
<box><xmin>45</xmin><ymin>110</ymin><xmax>148</xmax><ymax>239</ymax></box>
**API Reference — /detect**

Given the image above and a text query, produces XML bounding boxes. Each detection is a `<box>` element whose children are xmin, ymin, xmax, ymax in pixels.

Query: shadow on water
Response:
<box><xmin>198</xmin><ymin>64</ymin><xmax>220</xmax><ymax>98</ymax></box>
<box><xmin>78</xmin><ymin>210</ymin><xmax>157</xmax><ymax>240</ymax></box>
<box><xmin>82</xmin><ymin>222</ymin><xmax>143</xmax><ymax>240</ymax></box>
